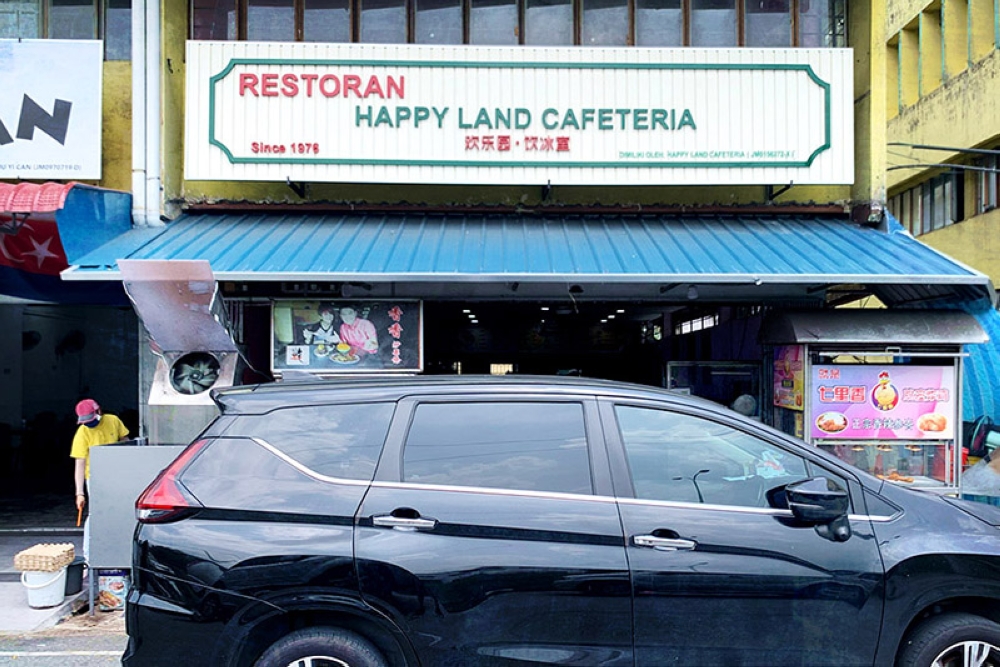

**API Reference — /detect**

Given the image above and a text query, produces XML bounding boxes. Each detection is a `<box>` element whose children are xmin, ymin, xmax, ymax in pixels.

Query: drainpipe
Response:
<box><xmin>131</xmin><ymin>0</ymin><xmax>163</xmax><ymax>227</ymax></box>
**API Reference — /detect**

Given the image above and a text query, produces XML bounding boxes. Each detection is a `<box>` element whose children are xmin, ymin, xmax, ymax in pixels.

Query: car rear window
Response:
<box><xmin>402</xmin><ymin>401</ymin><xmax>593</xmax><ymax>495</ymax></box>
<box><xmin>226</xmin><ymin>402</ymin><xmax>394</xmax><ymax>480</ymax></box>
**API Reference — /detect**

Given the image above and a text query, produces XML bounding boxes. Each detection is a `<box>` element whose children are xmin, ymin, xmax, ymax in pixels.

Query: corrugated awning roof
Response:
<box><xmin>62</xmin><ymin>212</ymin><xmax>994</xmax><ymax>306</ymax></box>
<box><xmin>0</xmin><ymin>181</ymin><xmax>75</xmax><ymax>213</ymax></box>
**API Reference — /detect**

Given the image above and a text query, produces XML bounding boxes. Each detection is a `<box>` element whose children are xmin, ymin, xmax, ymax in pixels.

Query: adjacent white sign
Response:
<box><xmin>186</xmin><ymin>43</ymin><xmax>853</xmax><ymax>186</ymax></box>
<box><xmin>0</xmin><ymin>40</ymin><xmax>103</xmax><ymax>179</ymax></box>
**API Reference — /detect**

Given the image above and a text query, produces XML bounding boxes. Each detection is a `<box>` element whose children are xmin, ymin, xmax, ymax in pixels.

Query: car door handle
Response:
<box><xmin>633</xmin><ymin>534</ymin><xmax>697</xmax><ymax>551</ymax></box>
<box><xmin>372</xmin><ymin>515</ymin><xmax>438</xmax><ymax>531</ymax></box>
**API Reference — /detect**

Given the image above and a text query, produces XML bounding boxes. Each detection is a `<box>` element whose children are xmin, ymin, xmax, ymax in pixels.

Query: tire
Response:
<box><xmin>897</xmin><ymin>613</ymin><xmax>1000</xmax><ymax>667</ymax></box>
<box><xmin>254</xmin><ymin>627</ymin><xmax>388</xmax><ymax>667</ymax></box>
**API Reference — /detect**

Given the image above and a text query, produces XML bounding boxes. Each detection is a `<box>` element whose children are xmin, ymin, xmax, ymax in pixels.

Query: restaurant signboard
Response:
<box><xmin>809</xmin><ymin>365</ymin><xmax>956</xmax><ymax>441</ymax></box>
<box><xmin>186</xmin><ymin>42</ymin><xmax>853</xmax><ymax>186</ymax></box>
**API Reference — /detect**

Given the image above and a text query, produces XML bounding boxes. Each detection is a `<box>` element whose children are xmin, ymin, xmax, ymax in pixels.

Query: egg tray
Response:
<box><xmin>13</xmin><ymin>543</ymin><xmax>76</xmax><ymax>572</ymax></box>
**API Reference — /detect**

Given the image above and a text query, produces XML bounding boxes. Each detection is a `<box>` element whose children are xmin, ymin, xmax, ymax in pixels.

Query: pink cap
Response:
<box><xmin>75</xmin><ymin>399</ymin><xmax>100</xmax><ymax>424</ymax></box>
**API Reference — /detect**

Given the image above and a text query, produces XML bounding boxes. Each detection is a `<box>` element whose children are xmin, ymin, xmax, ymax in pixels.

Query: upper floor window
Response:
<box><xmin>0</xmin><ymin>0</ymin><xmax>131</xmax><ymax>59</ymax></box>
<box><xmin>191</xmin><ymin>0</ymin><xmax>847</xmax><ymax>46</ymax></box>
<box><xmin>973</xmin><ymin>151</ymin><xmax>1000</xmax><ymax>215</ymax></box>
<box><xmin>889</xmin><ymin>170</ymin><xmax>965</xmax><ymax>237</ymax></box>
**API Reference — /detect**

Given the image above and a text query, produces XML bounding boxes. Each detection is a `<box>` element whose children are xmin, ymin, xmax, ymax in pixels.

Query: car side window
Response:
<box><xmin>615</xmin><ymin>405</ymin><xmax>810</xmax><ymax>508</ymax></box>
<box><xmin>226</xmin><ymin>402</ymin><xmax>394</xmax><ymax>480</ymax></box>
<box><xmin>403</xmin><ymin>401</ymin><xmax>593</xmax><ymax>495</ymax></box>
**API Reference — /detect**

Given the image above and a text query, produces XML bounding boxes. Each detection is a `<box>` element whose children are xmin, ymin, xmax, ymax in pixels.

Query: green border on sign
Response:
<box><xmin>207</xmin><ymin>58</ymin><xmax>832</xmax><ymax>169</ymax></box>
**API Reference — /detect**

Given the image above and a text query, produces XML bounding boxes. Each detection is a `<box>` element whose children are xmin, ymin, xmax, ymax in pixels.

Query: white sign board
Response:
<box><xmin>186</xmin><ymin>43</ymin><xmax>853</xmax><ymax>186</ymax></box>
<box><xmin>0</xmin><ymin>40</ymin><xmax>103</xmax><ymax>179</ymax></box>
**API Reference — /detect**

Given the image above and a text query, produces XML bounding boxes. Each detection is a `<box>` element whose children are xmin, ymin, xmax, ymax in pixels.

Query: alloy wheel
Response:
<box><xmin>933</xmin><ymin>640</ymin><xmax>1000</xmax><ymax>667</ymax></box>
<box><xmin>288</xmin><ymin>658</ymin><xmax>350</xmax><ymax>667</ymax></box>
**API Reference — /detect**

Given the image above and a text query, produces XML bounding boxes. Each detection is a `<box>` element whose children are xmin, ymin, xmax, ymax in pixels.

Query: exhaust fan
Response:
<box><xmin>150</xmin><ymin>349</ymin><xmax>238</xmax><ymax>406</ymax></box>
<box><xmin>120</xmin><ymin>260</ymin><xmax>242</xmax><ymax>445</ymax></box>
<box><xmin>170</xmin><ymin>351</ymin><xmax>221</xmax><ymax>395</ymax></box>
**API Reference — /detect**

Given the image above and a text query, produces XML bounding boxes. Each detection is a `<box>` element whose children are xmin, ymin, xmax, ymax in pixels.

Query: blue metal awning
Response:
<box><xmin>62</xmin><ymin>212</ymin><xmax>994</xmax><ymax>306</ymax></box>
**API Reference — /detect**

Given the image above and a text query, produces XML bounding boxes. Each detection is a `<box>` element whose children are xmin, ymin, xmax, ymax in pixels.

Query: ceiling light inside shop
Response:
<box><xmin>541</xmin><ymin>306</ymin><xmax>550</xmax><ymax>311</ymax></box>
<box><xmin>616</xmin><ymin>309</ymin><xmax>625</xmax><ymax>313</ymax></box>
<box><xmin>471</xmin><ymin>319</ymin><xmax>479</xmax><ymax>324</ymax></box>
<box><xmin>608</xmin><ymin>315</ymin><xmax>616</xmax><ymax>320</ymax></box>
<box><xmin>462</xmin><ymin>309</ymin><xmax>471</xmax><ymax>313</ymax></box>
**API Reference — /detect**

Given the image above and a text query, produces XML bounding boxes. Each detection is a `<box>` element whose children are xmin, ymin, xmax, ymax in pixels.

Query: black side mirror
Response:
<box><xmin>786</xmin><ymin>477</ymin><xmax>849</xmax><ymax>522</ymax></box>
<box><xmin>778</xmin><ymin>477</ymin><xmax>852</xmax><ymax>542</ymax></box>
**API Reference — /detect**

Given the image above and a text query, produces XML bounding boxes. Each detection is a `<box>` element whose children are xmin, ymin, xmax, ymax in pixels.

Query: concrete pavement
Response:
<box><xmin>0</xmin><ymin>528</ymin><xmax>86</xmax><ymax>634</ymax></box>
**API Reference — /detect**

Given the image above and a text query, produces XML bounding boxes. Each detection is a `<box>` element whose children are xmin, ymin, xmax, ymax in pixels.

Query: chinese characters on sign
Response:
<box><xmin>809</xmin><ymin>366</ymin><xmax>955</xmax><ymax>440</ymax></box>
<box><xmin>464</xmin><ymin>135</ymin><xmax>571</xmax><ymax>152</ymax></box>
<box><xmin>272</xmin><ymin>300</ymin><xmax>422</xmax><ymax>374</ymax></box>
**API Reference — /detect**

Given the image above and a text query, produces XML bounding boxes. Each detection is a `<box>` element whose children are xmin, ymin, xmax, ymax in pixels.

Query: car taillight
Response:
<box><xmin>135</xmin><ymin>439</ymin><xmax>209</xmax><ymax>523</ymax></box>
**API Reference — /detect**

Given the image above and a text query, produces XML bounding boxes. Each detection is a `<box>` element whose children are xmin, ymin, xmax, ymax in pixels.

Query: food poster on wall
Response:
<box><xmin>810</xmin><ymin>365</ymin><xmax>956</xmax><ymax>440</ymax></box>
<box><xmin>272</xmin><ymin>300</ymin><xmax>422</xmax><ymax>373</ymax></box>
<box><xmin>773</xmin><ymin>345</ymin><xmax>805</xmax><ymax>411</ymax></box>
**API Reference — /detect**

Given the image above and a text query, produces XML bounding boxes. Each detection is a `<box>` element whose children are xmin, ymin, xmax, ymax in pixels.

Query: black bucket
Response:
<box><xmin>65</xmin><ymin>556</ymin><xmax>86</xmax><ymax>595</ymax></box>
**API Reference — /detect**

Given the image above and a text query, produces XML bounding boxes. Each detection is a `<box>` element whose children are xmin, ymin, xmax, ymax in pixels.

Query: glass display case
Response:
<box><xmin>759</xmin><ymin>309</ymin><xmax>986</xmax><ymax>496</ymax></box>
<box><xmin>816</xmin><ymin>440</ymin><xmax>956</xmax><ymax>489</ymax></box>
<box><xmin>805</xmin><ymin>362</ymin><xmax>960</xmax><ymax>490</ymax></box>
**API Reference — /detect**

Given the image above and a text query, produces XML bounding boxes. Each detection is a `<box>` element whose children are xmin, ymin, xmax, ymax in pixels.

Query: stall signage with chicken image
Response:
<box><xmin>809</xmin><ymin>365</ymin><xmax>955</xmax><ymax>440</ymax></box>
<box><xmin>272</xmin><ymin>300</ymin><xmax>422</xmax><ymax>374</ymax></box>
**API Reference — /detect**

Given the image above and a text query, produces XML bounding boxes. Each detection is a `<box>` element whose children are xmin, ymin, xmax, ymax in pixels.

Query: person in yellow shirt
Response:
<box><xmin>70</xmin><ymin>398</ymin><xmax>129</xmax><ymax>561</ymax></box>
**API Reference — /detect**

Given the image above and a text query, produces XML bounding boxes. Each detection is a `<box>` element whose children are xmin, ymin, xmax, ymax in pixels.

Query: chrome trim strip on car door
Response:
<box><xmin>370</xmin><ymin>480</ymin><xmax>619</xmax><ymax>504</ymax></box>
<box><xmin>250</xmin><ymin>437</ymin><xmax>371</xmax><ymax>486</ymax></box>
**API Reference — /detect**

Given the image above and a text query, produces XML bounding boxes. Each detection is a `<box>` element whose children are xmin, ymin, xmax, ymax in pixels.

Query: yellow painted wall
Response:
<box><xmin>887</xmin><ymin>0</ymin><xmax>936</xmax><ymax>33</ymax></box>
<box><xmin>162</xmin><ymin>0</ymin><xmax>187</xmax><ymax>216</ymax></box>
<box><xmin>177</xmin><ymin>181</ymin><xmax>852</xmax><ymax>209</ymax></box>
<box><xmin>76</xmin><ymin>61</ymin><xmax>131</xmax><ymax>193</ymax></box>
<box><xmin>887</xmin><ymin>50</ymin><xmax>1000</xmax><ymax>191</ymax></box>
<box><xmin>943</xmin><ymin>0</ymin><xmax>967</xmax><ymax>79</ymax></box>
<box><xmin>885</xmin><ymin>0</ymin><xmax>999</xmax><ymax>289</ymax></box>
<box><xmin>921</xmin><ymin>210</ymin><xmax>1000</xmax><ymax>283</ymax></box>
<box><xmin>852</xmin><ymin>0</ymin><xmax>887</xmax><ymax>205</ymax></box>
<box><xmin>970</xmin><ymin>0</ymin><xmax>995</xmax><ymax>62</ymax></box>
<box><xmin>919</xmin><ymin>8</ymin><xmax>943</xmax><ymax>96</ymax></box>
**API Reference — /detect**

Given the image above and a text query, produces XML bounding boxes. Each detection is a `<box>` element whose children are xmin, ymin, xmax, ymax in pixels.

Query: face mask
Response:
<box><xmin>84</xmin><ymin>418</ymin><xmax>101</xmax><ymax>428</ymax></box>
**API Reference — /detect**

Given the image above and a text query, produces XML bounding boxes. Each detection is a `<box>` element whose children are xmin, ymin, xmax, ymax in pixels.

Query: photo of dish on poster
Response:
<box><xmin>272</xmin><ymin>300</ymin><xmax>422</xmax><ymax>374</ymax></box>
<box><xmin>809</xmin><ymin>365</ymin><xmax>955</xmax><ymax>440</ymax></box>
<box><xmin>773</xmin><ymin>345</ymin><xmax>805</xmax><ymax>411</ymax></box>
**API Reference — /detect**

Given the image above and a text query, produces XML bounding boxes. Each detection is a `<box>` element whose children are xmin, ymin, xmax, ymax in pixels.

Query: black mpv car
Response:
<box><xmin>125</xmin><ymin>376</ymin><xmax>1000</xmax><ymax>667</ymax></box>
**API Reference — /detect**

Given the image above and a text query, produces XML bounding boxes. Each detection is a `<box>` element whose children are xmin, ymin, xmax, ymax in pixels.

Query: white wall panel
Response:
<box><xmin>185</xmin><ymin>42</ymin><xmax>853</xmax><ymax>186</ymax></box>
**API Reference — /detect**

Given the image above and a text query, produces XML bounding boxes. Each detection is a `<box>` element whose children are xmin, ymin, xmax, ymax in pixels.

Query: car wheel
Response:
<box><xmin>897</xmin><ymin>613</ymin><xmax>1000</xmax><ymax>667</ymax></box>
<box><xmin>254</xmin><ymin>627</ymin><xmax>388</xmax><ymax>667</ymax></box>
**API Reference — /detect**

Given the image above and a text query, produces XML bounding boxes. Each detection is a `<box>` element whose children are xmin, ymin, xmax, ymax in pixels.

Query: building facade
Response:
<box><xmin>885</xmin><ymin>0</ymin><xmax>1000</xmax><ymax>291</ymax></box>
<box><xmin>1</xmin><ymin>0</ymin><xmax>997</xmax><ymax>508</ymax></box>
